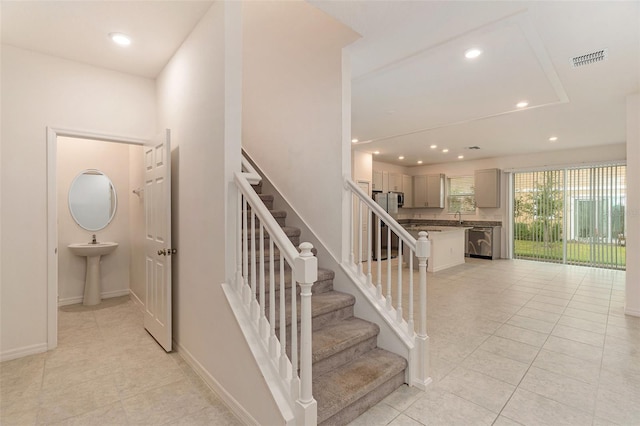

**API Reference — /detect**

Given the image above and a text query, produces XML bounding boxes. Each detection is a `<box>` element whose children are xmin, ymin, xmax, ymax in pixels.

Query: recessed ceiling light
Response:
<box><xmin>430</xmin><ymin>144</ymin><xmax>437</xmax><ymax>149</ymax></box>
<box><xmin>109</xmin><ymin>32</ymin><xmax>131</xmax><ymax>46</ymax></box>
<box><xmin>398</xmin><ymin>156</ymin><xmax>405</xmax><ymax>160</ymax></box>
<box><xmin>548</xmin><ymin>136</ymin><xmax>558</xmax><ymax>142</ymax></box>
<box><xmin>516</xmin><ymin>101</ymin><xmax>529</xmax><ymax>108</ymax></box>
<box><xmin>417</xmin><ymin>160</ymin><xmax>423</xmax><ymax>164</ymax></box>
<box><xmin>458</xmin><ymin>155</ymin><xmax>464</xmax><ymax>159</ymax></box>
<box><xmin>442</xmin><ymin>149</ymin><xmax>449</xmax><ymax>153</ymax></box>
<box><xmin>351</xmin><ymin>138</ymin><xmax>358</xmax><ymax>143</ymax></box>
<box><xmin>465</xmin><ymin>48</ymin><xmax>482</xmax><ymax>59</ymax></box>
<box><xmin>373</xmin><ymin>151</ymin><xmax>380</xmax><ymax>155</ymax></box>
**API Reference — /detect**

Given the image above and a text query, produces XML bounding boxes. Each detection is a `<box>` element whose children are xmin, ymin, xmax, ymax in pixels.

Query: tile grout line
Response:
<box><xmin>491</xmin><ymin>268</ymin><xmax>591</xmax><ymax>424</ymax></box>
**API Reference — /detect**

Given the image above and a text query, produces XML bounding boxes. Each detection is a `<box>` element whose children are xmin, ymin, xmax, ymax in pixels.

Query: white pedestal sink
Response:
<box><xmin>68</xmin><ymin>242</ymin><xmax>118</xmax><ymax>305</ymax></box>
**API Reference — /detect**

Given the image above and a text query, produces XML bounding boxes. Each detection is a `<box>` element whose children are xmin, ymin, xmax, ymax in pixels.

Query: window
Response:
<box><xmin>513</xmin><ymin>165</ymin><xmax>626</xmax><ymax>270</ymax></box>
<box><xmin>448</xmin><ymin>176</ymin><xmax>475</xmax><ymax>213</ymax></box>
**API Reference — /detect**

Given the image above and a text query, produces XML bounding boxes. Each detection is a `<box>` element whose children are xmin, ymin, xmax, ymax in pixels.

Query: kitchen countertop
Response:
<box><xmin>399</xmin><ymin>219</ymin><xmax>502</xmax><ymax>228</ymax></box>
<box><xmin>403</xmin><ymin>224</ymin><xmax>471</xmax><ymax>234</ymax></box>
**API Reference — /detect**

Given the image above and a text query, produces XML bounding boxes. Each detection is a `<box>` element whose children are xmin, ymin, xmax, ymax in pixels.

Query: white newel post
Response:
<box><xmin>415</xmin><ymin>231</ymin><xmax>432</xmax><ymax>389</ymax></box>
<box><xmin>295</xmin><ymin>242</ymin><xmax>318</xmax><ymax>424</ymax></box>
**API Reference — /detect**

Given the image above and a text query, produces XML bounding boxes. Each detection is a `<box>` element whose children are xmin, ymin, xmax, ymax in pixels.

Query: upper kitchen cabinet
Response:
<box><xmin>402</xmin><ymin>174</ymin><xmax>413</xmax><ymax>207</ymax></box>
<box><xmin>372</xmin><ymin>170</ymin><xmax>383</xmax><ymax>191</ymax></box>
<box><xmin>413</xmin><ymin>174</ymin><xmax>445</xmax><ymax>208</ymax></box>
<box><xmin>475</xmin><ymin>168</ymin><xmax>501</xmax><ymax>208</ymax></box>
<box><xmin>389</xmin><ymin>172</ymin><xmax>402</xmax><ymax>192</ymax></box>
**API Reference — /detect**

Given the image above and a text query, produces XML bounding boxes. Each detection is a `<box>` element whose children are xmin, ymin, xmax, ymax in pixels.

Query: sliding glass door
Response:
<box><xmin>513</xmin><ymin>164</ymin><xmax>626</xmax><ymax>270</ymax></box>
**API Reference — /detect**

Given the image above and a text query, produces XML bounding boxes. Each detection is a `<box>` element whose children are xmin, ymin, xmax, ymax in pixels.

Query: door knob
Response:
<box><xmin>157</xmin><ymin>248</ymin><xmax>177</xmax><ymax>256</ymax></box>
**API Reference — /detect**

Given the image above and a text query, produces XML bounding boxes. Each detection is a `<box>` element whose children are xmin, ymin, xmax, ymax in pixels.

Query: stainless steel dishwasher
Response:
<box><xmin>467</xmin><ymin>227</ymin><xmax>501</xmax><ymax>259</ymax></box>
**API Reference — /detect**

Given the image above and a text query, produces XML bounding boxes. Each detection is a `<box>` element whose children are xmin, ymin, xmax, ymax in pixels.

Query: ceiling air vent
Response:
<box><xmin>465</xmin><ymin>146</ymin><xmax>481</xmax><ymax>150</ymax></box>
<box><xmin>571</xmin><ymin>48</ymin><xmax>608</xmax><ymax>68</ymax></box>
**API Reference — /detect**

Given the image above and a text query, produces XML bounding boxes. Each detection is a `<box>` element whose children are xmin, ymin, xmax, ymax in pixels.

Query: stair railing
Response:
<box><xmin>232</xmin><ymin>161</ymin><xmax>318</xmax><ymax>424</ymax></box>
<box><xmin>344</xmin><ymin>178</ymin><xmax>432</xmax><ymax>389</ymax></box>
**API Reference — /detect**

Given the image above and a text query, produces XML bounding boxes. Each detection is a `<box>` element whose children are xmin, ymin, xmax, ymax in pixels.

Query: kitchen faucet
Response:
<box><xmin>454</xmin><ymin>211</ymin><xmax>462</xmax><ymax>225</ymax></box>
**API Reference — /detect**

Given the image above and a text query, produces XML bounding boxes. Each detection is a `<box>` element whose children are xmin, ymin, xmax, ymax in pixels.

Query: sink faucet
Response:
<box><xmin>454</xmin><ymin>211</ymin><xmax>462</xmax><ymax>225</ymax></box>
<box><xmin>91</xmin><ymin>234</ymin><xmax>97</xmax><ymax>244</ymax></box>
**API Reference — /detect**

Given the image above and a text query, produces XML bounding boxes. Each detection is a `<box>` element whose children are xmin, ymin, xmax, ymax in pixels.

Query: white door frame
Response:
<box><xmin>46</xmin><ymin>127</ymin><xmax>147</xmax><ymax>349</ymax></box>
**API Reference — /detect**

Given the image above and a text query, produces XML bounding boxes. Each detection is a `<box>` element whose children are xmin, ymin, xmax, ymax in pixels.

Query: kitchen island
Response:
<box><xmin>405</xmin><ymin>225</ymin><xmax>469</xmax><ymax>272</ymax></box>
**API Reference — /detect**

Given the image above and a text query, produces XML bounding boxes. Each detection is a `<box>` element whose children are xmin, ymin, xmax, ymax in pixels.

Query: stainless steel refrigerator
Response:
<box><xmin>372</xmin><ymin>192</ymin><xmax>399</xmax><ymax>260</ymax></box>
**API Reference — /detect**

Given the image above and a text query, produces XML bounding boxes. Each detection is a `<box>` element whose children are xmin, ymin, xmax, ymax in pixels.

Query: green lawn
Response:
<box><xmin>514</xmin><ymin>239</ymin><xmax>626</xmax><ymax>269</ymax></box>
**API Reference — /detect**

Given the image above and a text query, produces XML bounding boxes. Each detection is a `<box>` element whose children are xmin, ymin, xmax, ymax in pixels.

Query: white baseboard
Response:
<box><xmin>624</xmin><ymin>307</ymin><xmax>640</xmax><ymax>317</ymax></box>
<box><xmin>129</xmin><ymin>289</ymin><xmax>144</xmax><ymax>311</ymax></box>
<box><xmin>58</xmin><ymin>289</ymin><xmax>130</xmax><ymax>306</ymax></box>
<box><xmin>173</xmin><ymin>340</ymin><xmax>258</xmax><ymax>426</ymax></box>
<box><xmin>0</xmin><ymin>342</ymin><xmax>48</xmax><ymax>362</ymax></box>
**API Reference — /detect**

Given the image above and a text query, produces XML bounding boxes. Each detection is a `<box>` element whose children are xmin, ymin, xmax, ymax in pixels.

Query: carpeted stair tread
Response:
<box><xmin>251</xmin><ymin>267</ymin><xmax>335</xmax><ymax>295</ymax></box>
<box><xmin>244</xmin><ymin>246</ymin><xmax>318</xmax><ymax>265</ymax></box>
<box><xmin>314</xmin><ymin>348</ymin><xmax>408</xmax><ymax>425</ymax></box>
<box><xmin>312</xmin><ymin>318</ymin><xmax>380</xmax><ymax>379</ymax></box>
<box><xmin>242</xmin><ymin>183</ymin><xmax>409</xmax><ymax>425</ymax></box>
<box><xmin>259</xmin><ymin>193</ymin><xmax>273</xmax><ymax>203</ymax></box>
<box><xmin>312</xmin><ymin>318</ymin><xmax>379</xmax><ymax>364</ymax></box>
<box><xmin>243</xmin><ymin>225</ymin><xmax>301</xmax><ymax>242</ymax></box>
<box><xmin>273</xmin><ymin>291</ymin><xmax>355</xmax><ymax>330</ymax></box>
<box><xmin>245</xmin><ymin>209</ymin><xmax>287</xmax><ymax>219</ymax></box>
<box><xmin>243</xmin><ymin>225</ymin><xmax>300</xmax><ymax>235</ymax></box>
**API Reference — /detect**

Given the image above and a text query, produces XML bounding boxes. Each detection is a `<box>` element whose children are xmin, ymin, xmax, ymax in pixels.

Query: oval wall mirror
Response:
<box><xmin>68</xmin><ymin>169</ymin><xmax>117</xmax><ymax>231</ymax></box>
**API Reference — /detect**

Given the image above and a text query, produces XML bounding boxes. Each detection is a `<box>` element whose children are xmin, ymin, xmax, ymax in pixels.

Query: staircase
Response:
<box><xmin>251</xmin><ymin>181</ymin><xmax>407</xmax><ymax>425</ymax></box>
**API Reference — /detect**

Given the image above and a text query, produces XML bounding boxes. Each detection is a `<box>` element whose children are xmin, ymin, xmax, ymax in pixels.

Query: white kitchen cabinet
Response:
<box><xmin>475</xmin><ymin>168</ymin><xmax>501</xmax><ymax>208</ymax></box>
<box><xmin>382</xmin><ymin>171</ymin><xmax>389</xmax><ymax>192</ymax></box>
<box><xmin>413</xmin><ymin>174</ymin><xmax>445</xmax><ymax>208</ymax></box>
<box><xmin>402</xmin><ymin>174</ymin><xmax>413</xmax><ymax>207</ymax></box>
<box><xmin>372</xmin><ymin>170</ymin><xmax>383</xmax><ymax>191</ymax></box>
<box><xmin>389</xmin><ymin>172</ymin><xmax>402</xmax><ymax>192</ymax></box>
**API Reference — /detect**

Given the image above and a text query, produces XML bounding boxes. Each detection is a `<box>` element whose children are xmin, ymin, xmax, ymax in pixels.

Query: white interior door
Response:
<box><xmin>144</xmin><ymin>130</ymin><xmax>173</xmax><ymax>351</ymax></box>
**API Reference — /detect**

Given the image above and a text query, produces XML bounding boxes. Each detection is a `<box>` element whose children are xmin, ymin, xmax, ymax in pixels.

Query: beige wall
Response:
<box><xmin>241</xmin><ymin>0</ymin><xmax>359</xmax><ymax>259</ymax></box>
<box><xmin>57</xmin><ymin>137</ymin><xmax>143</xmax><ymax>304</ymax></box>
<box><xmin>156</xmin><ymin>2</ymin><xmax>284</xmax><ymax>423</ymax></box>
<box><xmin>0</xmin><ymin>45</ymin><xmax>155</xmax><ymax>360</ymax></box>
<box><xmin>353</xmin><ymin>151</ymin><xmax>373</xmax><ymax>190</ymax></box>
<box><xmin>129</xmin><ymin>145</ymin><xmax>146</xmax><ymax>305</ymax></box>
<box><xmin>625</xmin><ymin>94</ymin><xmax>640</xmax><ymax>316</ymax></box>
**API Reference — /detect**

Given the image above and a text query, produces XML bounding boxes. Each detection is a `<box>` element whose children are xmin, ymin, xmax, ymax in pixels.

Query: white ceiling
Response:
<box><xmin>2</xmin><ymin>1</ymin><xmax>638</xmax><ymax>166</ymax></box>
<box><xmin>311</xmin><ymin>0</ymin><xmax>640</xmax><ymax>165</ymax></box>
<box><xmin>0</xmin><ymin>1</ymin><xmax>213</xmax><ymax>78</ymax></box>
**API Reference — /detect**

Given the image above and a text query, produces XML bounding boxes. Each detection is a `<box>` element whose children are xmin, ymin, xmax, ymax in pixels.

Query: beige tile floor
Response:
<box><xmin>0</xmin><ymin>296</ymin><xmax>242</xmax><ymax>426</ymax></box>
<box><xmin>2</xmin><ymin>259</ymin><xmax>639</xmax><ymax>426</ymax></box>
<box><xmin>350</xmin><ymin>257</ymin><xmax>640</xmax><ymax>426</ymax></box>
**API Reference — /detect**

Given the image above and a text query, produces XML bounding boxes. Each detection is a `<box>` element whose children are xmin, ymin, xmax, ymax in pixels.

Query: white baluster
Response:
<box><xmin>250</xmin><ymin>210</ymin><xmax>259</xmax><ymax>319</ymax></box>
<box><xmin>397</xmin><ymin>239</ymin><xmax>403</xmax><ymax>322</ymax></box>
<box><xmin>386</xmin><ymin>225</ymin><xmax>392</xmax><ymax>310</ymax></box>
<box><xmin>259</xmin><ymin>225</ymin><xmax>268</xmax><ymax>338</ymax></box>
<box><xmin>367</xmin><ymin>208</ymin><xmax>373</xmax><ymax>286</ymax></box>
<box><xmin>290</xmin><ymin>266</ymin><xmax>299</xmax><ymax>401</ymax></box>
<box><xmin>376</xmin><ymin>216</ymin><xmax>382</xmax><ymax>299</ymax></box>
<box><xmin>242</xmin><ymin>197</ymin><xmax>251</xmax><ymax>304</ymax></box>
<box><xmin>236</xmin><ymin>192</ymin><xmax>243</xmax><ymax>293</ymax></box>
<box><xmin>416</xmin><ymin>231</ymin><xmax>431</xmax><ymax>386</ymax></box>
<box><xmin>357</xmin><ymin>198</ymin><xmax>363</xmax><ymax>276</ymax></box>
<box><xmin>279</xmin><ymin>253</ymin><xmax>288</xmax><ymax>379</ymax></box>
<box><xmin>295</xmin><ymin>242</ymin><xmax>318</xmax><ymax>425</ymax></box>
<box><xmin>408</xmin><ymin>250</ymin><xmax>414</xmax><ymax>333</ymax></box>
<box><xmin>349</xmin><ymin>192</ymin><xmax>355</xmax><ymax>267</ymax></box>
<box><xmin>269</xmin><ymin>238</ymin><xmax>277</xmax><ymax>357</ymax></box>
